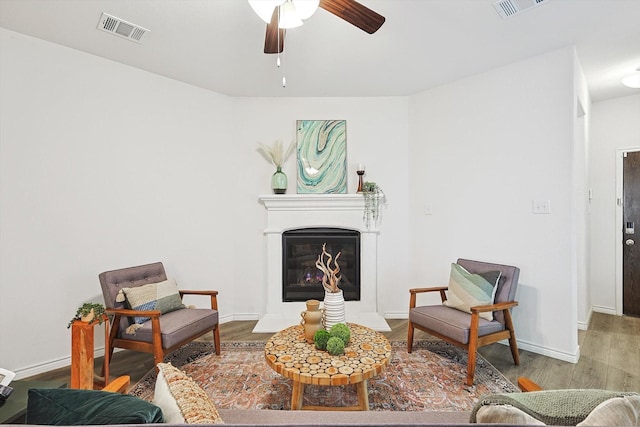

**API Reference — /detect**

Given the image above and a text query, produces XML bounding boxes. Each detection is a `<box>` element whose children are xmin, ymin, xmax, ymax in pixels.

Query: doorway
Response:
<box><xmin>622</xmin><ymin>151</ymin><xmax>640</xmax><ymax>316</ymax></box>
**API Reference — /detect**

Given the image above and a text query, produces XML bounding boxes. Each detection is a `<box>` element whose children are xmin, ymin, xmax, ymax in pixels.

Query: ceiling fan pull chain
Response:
<box><xmin>277</xmin><ymin>6</ymin><xmax>286</xmax><ymax>87</ymax></box>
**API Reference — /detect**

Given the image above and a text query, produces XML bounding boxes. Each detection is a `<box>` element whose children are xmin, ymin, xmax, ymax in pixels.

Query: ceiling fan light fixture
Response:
<box><xmin>279</xmin><ymin>0</ymin><xmax>304</xmax><ymax>29</ymax></box>
<box><xmin>292</xmin><ymin>0</ymin><xmax>320</xmax><ymax>20</ymax></box>
<box><xmin>249</xmin><ymin>0</ymin><xmax>285</xmax><ymax>24</ymax></box>
<box><xmin>622</xmin><ymin>67</ymin><xmax>640</xmax><ymax>89</ymax></box>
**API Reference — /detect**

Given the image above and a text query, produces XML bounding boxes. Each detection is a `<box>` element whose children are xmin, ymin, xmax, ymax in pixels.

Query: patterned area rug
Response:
<box><xmin>129</xmin><ymin>340</ymin><xmax>518</xmax><ymax>412</ymax></box>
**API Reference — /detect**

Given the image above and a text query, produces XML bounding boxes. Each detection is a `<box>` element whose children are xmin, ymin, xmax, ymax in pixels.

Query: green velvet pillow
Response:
<box><xmin>26</xmin><ymin>388</ymin><xmax>164</xmax><ymax>425</ymax></box>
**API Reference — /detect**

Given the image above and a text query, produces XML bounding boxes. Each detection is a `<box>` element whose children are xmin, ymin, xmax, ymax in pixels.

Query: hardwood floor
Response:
<box><xmin>26</xmin><ymin>313</ymin><xmax>640</xmax><ymax>393</ymax></box>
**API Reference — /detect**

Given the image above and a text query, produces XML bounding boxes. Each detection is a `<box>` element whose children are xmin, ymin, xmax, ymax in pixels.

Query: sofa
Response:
<box><xmin>19</xmin><ymin>364</ymin><xmax>640</xmax><ymax>427</ymax></box>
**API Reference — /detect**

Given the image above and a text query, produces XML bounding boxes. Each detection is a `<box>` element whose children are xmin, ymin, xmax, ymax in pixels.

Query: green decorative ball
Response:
<box><xmin>313</xmin><ymin>329</ymin><xmax>331</xmax><ymax>350</ymax></box>
<box><xmin>329</xmin><ymin>323</ymin><xmax>351</xmax><ymax>345</ymax></box>
<box><xmin>326</xmin><ymin>336</ymin><xmax>345</xmax><ymax>355</ymax></box>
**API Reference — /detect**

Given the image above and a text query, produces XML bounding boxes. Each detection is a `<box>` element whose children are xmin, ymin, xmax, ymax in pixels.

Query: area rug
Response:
<box><xmin>129</xmin><ymin>340</ymin><xmax>518</xmax><ymax>412</ymax></box>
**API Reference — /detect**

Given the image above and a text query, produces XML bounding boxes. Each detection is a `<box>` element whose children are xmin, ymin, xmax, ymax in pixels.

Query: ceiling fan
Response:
<box><xmin>249</xmin><ymin>0</ymin><xmax>386</xmax><ymax>54</ymax></box>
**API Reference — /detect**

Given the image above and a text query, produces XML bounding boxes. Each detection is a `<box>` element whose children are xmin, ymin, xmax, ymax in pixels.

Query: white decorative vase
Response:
<box><xmin>323</xmin><ymin>289</ymin><xmax>346</xmax><ymax>330</ymax></box>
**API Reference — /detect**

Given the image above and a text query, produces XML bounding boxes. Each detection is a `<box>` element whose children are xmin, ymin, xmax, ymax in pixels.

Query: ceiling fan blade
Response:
<box><xmin>264</xmin><ymin>7</ymin><xmax>285</xmax><ymax>54</ymax></box>
<box><xmin>319</xmin><ymin>0</ymin><xmax>385</xmax><ymax>34</ymax></box>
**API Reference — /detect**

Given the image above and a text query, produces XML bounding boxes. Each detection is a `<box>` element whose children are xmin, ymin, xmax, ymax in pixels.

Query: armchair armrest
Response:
<box><xmin>518</xmin><ymin>377</ymin><xmax>543</xmax><ymax>392</ymax></box>
<box><xmin>179</xmin><ymin>289</ymin><xmax>219</xmax><ymax>310</ymax></box>
<box><xmin>409</xmin><ymin>286</ymin><xmax>448</xmax><ymax>307</ymax></box>
<box><xmin>409</xmin><ymin>286</ymin><xmax>448</xmax><ymax>294</ymax></box>
<box><xmin>470</xmin><ymin>300</ymin><xmax>518</xmax><ymax>314</ymax></box>
<box><xmin>179</xmin><ymin>289</ymin><xmax>218</xmax><ymax>296</ymax></box>
<box><xmin>102</xmin><ymin>375</ymin><xmax>131</xmax><ymax>393</ymax></box>
<box><xmin>105</xmin><ymin>307</ymin><xmax>162</xmax><ymax>318</ymax></box>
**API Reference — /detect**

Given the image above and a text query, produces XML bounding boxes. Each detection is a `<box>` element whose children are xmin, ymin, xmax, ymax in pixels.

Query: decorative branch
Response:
<box><xmin>315</xmin><ymin>243</ymin><xmax>342</xmax><ymax>293</ymax></box>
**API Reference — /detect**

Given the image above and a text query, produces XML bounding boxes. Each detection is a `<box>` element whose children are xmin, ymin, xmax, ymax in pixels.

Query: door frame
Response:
<box><xmin>616</xmin><ymin>147</ymin><xmax>640</xmax><ymax>315</ymax></box>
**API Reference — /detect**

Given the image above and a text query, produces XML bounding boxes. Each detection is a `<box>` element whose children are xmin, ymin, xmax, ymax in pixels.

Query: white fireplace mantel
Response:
<box><xmin>260</xmin><ymin>193</ymin><xmax>366</xmax><ymax>210</ymax></box>
<box><xmin>253</xmin><ymin>194</ymin><xmax>390</xmax><ymax>332</ymax></box>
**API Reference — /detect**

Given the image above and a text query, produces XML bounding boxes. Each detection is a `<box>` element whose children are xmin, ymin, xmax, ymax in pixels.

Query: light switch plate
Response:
<box><xmin>532</xmin><ymin>200</ymin><xmax>551</xmax><ymax>214</ymax></box>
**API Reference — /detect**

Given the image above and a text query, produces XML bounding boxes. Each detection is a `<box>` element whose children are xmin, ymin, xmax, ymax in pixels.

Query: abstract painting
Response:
<box><xmin>296</xmin><ymin>120</ymin><xmax>347</xmax><ymax>194</ymax></box>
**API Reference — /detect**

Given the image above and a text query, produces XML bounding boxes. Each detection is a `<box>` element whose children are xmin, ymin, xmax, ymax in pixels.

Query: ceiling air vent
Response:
<box><xmin>97</xmin><ymin>13</ymin><xmax>149</xmax><ymax>43</ymax></box>
<box><xmin>493</xmin><ymin>0</ymin><xmax>550</xmax><ymax>19</ymax></box>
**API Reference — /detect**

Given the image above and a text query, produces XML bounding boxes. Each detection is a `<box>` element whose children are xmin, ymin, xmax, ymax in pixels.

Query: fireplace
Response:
<box><xmin>282</xmin><ymin>227</ymin><xmax>360</xmax><ymax>302</ymax></box>
<box><xmin>254</xmin><ymin>194</ymin><xmax>390</xmax><ymax>332</ymax></box>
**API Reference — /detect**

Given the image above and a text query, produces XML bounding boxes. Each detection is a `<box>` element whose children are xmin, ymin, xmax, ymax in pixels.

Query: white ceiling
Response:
<box><xmin>1</xmin><ymin>0</ymin><xmax>639</xmax><ymax>102</ymax></box>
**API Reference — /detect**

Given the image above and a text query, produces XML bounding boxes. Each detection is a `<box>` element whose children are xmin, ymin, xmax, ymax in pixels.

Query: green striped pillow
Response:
<box><xmin>122</xmin><ymin>278</ymin><xmax>185</xmax><ymax>325</ymax></box>
<box><xmin>444</xmin><ymin>263</ymin><xmax>500</xmax><ymax>321</ymax></box>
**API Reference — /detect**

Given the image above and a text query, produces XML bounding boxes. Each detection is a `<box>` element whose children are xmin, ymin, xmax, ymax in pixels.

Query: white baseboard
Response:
<box><xmin>515</xmin><ymin>339</ymin><xmax>580</xmax><ymax>364</ymax></box>
<box><xmin>16</xmin><ymin>314</ymin><xmax>240</xmax><ymax>380</ymax></box>
<box><xmin>383</xmin><ymin>311</ymin><xmax>408</xmax><ymax>319</ymax></box>
<box><xmin>577</xmin><ymin>307</ymin><xmax>593</xmax><ymax>331</ymax></box>
<box><xmin>592</xmin><ymin>305</ymin><xmax>617</xmax><ymax>315</ymax></box>
<box><xmin>16</xmin><ymin>347</ymin><xmax>108</xmax><ymax>380</ymax></box>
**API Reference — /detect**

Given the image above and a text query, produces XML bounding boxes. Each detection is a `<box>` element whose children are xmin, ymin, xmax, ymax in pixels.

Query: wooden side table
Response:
<box><xmin>70</xmin><ymin>315</ymin><xmax>110</xmax><ymax>389</ymax></box>
<box><xmin>265</xmin><ymin>323</ymin><xmax>391</xmax><ymax>411</ymax></box>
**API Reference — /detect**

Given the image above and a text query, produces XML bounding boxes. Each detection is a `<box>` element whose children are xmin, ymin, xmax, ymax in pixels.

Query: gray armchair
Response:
<box><xmin>99</xmin><ymin>262</ymin><xmax>220</xmax><ymax>373</ymax></box>
<box><xmin>408</xmin><ymin>258</ymin><xmax>520</xmax><ymax>386</ymax></box>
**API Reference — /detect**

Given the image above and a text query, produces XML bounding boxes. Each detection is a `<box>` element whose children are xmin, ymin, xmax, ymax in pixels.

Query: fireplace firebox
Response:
<box><xmin>282</xmin><ymin>227</ymin><xmax>360</xmax><ymax>302</ymax></box>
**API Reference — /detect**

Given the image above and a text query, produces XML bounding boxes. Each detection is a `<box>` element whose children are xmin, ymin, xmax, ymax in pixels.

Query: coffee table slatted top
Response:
<box><xmin>264</xmin><ymin>323</ymin><xmax>392</xmax><ymax>386</ymax></box>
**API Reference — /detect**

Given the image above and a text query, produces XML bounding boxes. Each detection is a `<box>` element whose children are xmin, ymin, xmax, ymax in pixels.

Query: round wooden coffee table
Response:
<box><xmin>264</xmin><ymin>323</ymin><xmax>391</xmax><ymax>411</ymax></box>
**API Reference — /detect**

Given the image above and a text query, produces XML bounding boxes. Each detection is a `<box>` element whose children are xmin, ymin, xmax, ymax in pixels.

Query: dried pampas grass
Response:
<box><xmin>257</xmin><ymin>140</ymin><xmax>296</xmax><ymax>167</ymax></box>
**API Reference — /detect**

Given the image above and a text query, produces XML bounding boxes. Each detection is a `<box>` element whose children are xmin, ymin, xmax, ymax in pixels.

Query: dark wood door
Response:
<box><xmin>623</xmin><ymin>151</ymin><xmax>640</xmax><ymax>316</ymax></box>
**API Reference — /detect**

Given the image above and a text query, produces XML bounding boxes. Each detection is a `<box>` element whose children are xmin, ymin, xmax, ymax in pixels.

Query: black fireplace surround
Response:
<box><xmin>282</xmin><ymin>227</ymin><xmax>360</xmax><ymax>302</ymax></box>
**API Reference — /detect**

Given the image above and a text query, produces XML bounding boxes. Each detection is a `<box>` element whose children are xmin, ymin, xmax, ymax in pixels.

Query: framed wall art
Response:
<box><xmin>296</xmin><ymin>120</ymin><xmax>347</xmax><ymax>194</ymax></box>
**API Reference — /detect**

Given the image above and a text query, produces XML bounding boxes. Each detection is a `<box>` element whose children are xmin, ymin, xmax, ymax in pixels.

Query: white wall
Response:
<box><xmin>590</xmin><ymin>94</ymin><xmax>640</xmax><ymax>314</ymax></box>
<box><xmin>407</xmin><ymin>47</ymin><xmax>580</xmax><ymax>362</ymax></box>
<box><xmin>573</xmin><ymin>53</ymin><xmax>592</xmax><ymax>330</ymax></box>
<box><xmin>0</xmin><ymin>28</ymin><xmax>412</xmax><ymax>376</ymax></box>
<box><xmin>232</xmin><ymin>97</ymin><xmax>411</xmax><ymax>320</ymax></box>
<box><xmin>1</xmin><ymin>28</ymin><xmax>596</xmax><ymax>376</ymax></box>
<box><xmin>0</xmin><ymin>28</ymin><xmax>238</xmax><ymax>375</ymax></box>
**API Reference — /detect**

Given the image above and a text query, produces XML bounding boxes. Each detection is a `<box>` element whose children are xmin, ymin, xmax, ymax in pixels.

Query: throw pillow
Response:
<box><xmin>154</xmin><ymin>362</ymin><xmax>224</xmax><ymax>424</ymax></box>
<box><xmin>118</xmin><ymin>278</ymin><xmax>185</xmax><ymax>327</ymax></box>
<box><xmin>444</xmin><ymin>263</ymin><xmax>499</xmax><ymax>321</ymax></box>
<box><xmin>470</xmin><ymin>389</ymin><xmax>639</xmax><ymax>425</ymax></box>
<box><xmin>577</xmin><ymin>395</ymin><xmax>640</xmax><ymax>426</ymax></box>
<box><xmin>476</xmin><ymin>404</ymin><xmax>545</xmax><ymax>425</ymax></box>
<box><xmin>26</xmin><ymin>388</ymin><xmax>163</xmax><ymax>425</ymax></box>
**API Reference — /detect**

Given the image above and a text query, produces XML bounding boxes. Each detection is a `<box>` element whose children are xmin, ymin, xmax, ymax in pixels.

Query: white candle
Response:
<box><xmin>358</xmin><ymin>164</ymin><xmax>365</xmax><ymax>171</ymax></box>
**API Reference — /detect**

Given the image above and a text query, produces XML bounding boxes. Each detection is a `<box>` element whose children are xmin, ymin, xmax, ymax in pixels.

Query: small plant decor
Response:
<box><xmin>313</xmin><ymin>323</ymin><xmax>351</xmax><ymax>355</ymax></box>
<box><xmin>313</xmin><ymin>329</ymin><xmax>331</xmax><ymax>350</ymax></box>
<box><xmin>67</xmin><ymin>302</ymin><xmax>107</xmax><ymax>328</ymax></box>
<box><xmin>362</xmin><ymin>181</ymin><xmax>384</xmax><ymax>229</ymax></box>
<box><xmin>257</xmin><ymin>140</ymin><xmax>296</xmax><ymax>193</ymax></box>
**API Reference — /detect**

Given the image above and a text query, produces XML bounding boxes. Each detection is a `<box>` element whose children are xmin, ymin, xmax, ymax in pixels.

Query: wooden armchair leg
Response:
<box><xmin>153</xmin><ymin>350</ymin><xmax>165</xmax><ymax>367</ymax></box>
<box><xmin>466</xmin><ymin>345</ymin><xmax>477</xmax><ymax>386</ymax></box>
<box><xmin>509</xmin><ymin>336</ymin><xmax>520</xmax><ymax>365</ymax></box>
<box><xmin>504</xmin><ymin>310</ymin><xmax>520</xmax><ymax>365</ymax></box>
<box><xmin>100</xmin><ymin>345</ymin><xmax>114</xmax><ymax>378</ymax></box>
<box><xmin>407</xmin><ymin>322</ymin><xmax>415</xmax><ymax>353</ymax></box>
<box><xmin>213</xmin><ymin>324</ymin><xmax>221</xmax><ymax>355</ymax></box>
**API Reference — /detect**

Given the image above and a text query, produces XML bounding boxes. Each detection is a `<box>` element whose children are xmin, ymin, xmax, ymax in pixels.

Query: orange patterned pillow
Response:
<box><xmin>154</xmin><ymin>362</ymin><xmax>224</xmax><ymax>424</ymax></box>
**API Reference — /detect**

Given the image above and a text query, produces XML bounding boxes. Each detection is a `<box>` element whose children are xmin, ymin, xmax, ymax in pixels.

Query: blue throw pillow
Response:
<box><xmin>26</xmin><ymin>388</ymin><xmax>164</xmax><ymax>425</ymax></box>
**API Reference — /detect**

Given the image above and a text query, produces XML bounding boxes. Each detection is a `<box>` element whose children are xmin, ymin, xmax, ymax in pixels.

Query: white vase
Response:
<box><xmin>323</xmin><ymin>289</ymin><xmax>346</xmax><ymax>330</ymax></box>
